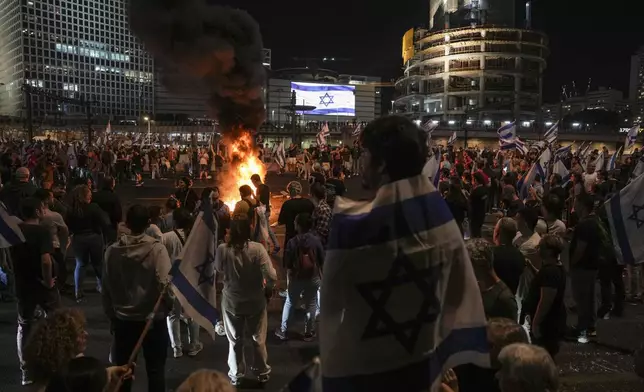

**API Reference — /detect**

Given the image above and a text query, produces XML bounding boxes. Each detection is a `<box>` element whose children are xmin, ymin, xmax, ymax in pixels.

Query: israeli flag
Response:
<box><xmin>608</xmin><ymin>146</ymin><xmax>623</xmax><ymax>171</ymax></box>
<box><xmin>499</xmin><ymin>137</ymin><xmax>527</xmax><ymax>155</ymax></box>
<box><xmin>544</xmin><ymin>121</ymin><xmax>559</xmax><ymax>145</ymax></box>
<box><xmin>625</xmin><ymin>125</ymin><xmax>640</xmax><ymax>150</ymax></box>
<box><xmin>320</xmin><ymin>175</ymin><xmax>489</xmax><ymax>391</ymax></box>
<box><xmin>0</xmin><ymin>203</ymin><xmax>25</xmax><ymax>248</ymax></box>
<box><xmin>447</xmin><ymin>131</ymin><xmax>457</xmax><ymax>146</ymax></box>
<box><xmin>352</xmin><ymin>124</ymin><xmax>363</xmax><ymax>137</ymax></box>
<box><xmin>422</xmin><ymin>120</ymin><xmax>439</xmax><ymax>134</ymax></box>
<box><xmin>555</xmin><ymin>143</ymin><xmax>573</xmax><ymax>158</ymax></box>
<box><xmin>317</xmin><ymin>123</ymin><xmax>331</xmax><ymax>146</ymax></box>
<box><xmin>170</xmin><ymin>197</ymin><xmax>219</xmax><ymax>338</ymax></box>
<box><xmin>538</xmin><ymin>147</ymin><xmax>552</xmax><ymax>177</ymax></box>
<box><xmin>422</xmin><ymin>153</ymin><xmax>441</xmax><ymax>188</ymax></box>
<box><xmin>518</xmin><ymin>159</ymin><xmax>545</xmax><ymax>200</ymax></box>
<box><xmin>593</xmin><ymin>151</ymin><xmax>605</xmax><ymax>172</ymax></box>
<box><xmin>497</xmin><ymin>121</ymin><xmax>516</xmax><ymax>141</ymax></box>
<box><xmin>553</xmin><ymin>159</ymin><xmax>570</xmax><ymax>185</ymax></box>
<box><xmin>605</xmin><ymin>173</ymin><xmax>644</xmax><ymax>265</ymax></box>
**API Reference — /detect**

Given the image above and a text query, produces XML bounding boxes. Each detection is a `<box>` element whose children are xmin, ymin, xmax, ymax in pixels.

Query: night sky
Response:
<box><xmin>216</xmin><ymin>0</ymin><xmax>642</xmax><ymax>102</ymax></box>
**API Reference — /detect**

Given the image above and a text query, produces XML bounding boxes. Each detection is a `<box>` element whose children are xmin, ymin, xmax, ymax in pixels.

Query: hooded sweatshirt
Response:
<box><xmin>102</xmin><ymin>233</ymin><xmax>173</xmax><ymax>321</ymax></box>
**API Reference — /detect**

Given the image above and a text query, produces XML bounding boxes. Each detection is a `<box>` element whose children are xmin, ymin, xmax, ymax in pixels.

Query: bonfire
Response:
<box><xmin>219</xmin><ymin>131</ymin><xmax>265</xmax><ymax>211</ymax></box>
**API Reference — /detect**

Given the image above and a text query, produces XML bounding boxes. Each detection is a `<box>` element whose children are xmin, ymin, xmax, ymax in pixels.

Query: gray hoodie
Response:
<box><xmin>102</xmin><ymin>233</ymin><xmax>173</xmax><ymax>321</ymax></box>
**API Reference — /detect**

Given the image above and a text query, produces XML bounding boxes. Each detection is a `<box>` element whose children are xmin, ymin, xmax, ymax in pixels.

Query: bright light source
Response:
<box><xmin>432</xmin><ymin>120</ymin><xmax>439</xmax><ymax>125</ymax></box>
<box><xmin>143</xmin><ymin>116</ymin><xmax>149</xmax><ymax>121</ymax></box>
<box><xmin>504</xmin><ymin>121</ymin><xmax>511</xmax><ymax>125</ymax></box>
<box><xmin>466</xmin><ymin>120</ymin><xmax>473</xmax><ymax>125</ymax></box>
<box><xmin>522</xmin><ymin>121</ymin><xmax>531</xmax><ymax>127</ymax></box>
<box><xmin>483</xmin><ymin>120</ymin><xmax>492</xmax><ymax>125</ymax></box>
<box><xmin>572</xmin><ymin>122</ymin><xmax>581</xmax><ymax>127</ymax></box>
<box><xmin>414</xmin><ymin>120</ymin><xmax>421</xmax><ymax>125</ymax></box>
<box><xmin>448</xmin><ymin>120</ymin><xmax>456</xmax><ymax>125</ymax></box>
<box><xmin>545</xmin><ymin>122</ymin><xmax>553</xmax><ymax>126</ymax></box>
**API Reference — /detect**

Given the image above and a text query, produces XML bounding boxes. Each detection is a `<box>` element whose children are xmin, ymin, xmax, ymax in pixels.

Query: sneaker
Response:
<box><xmin>257</xmin><ymin>373</ymin><xmax>270</xmax><ymax>383</ymax></box>
<box><xmin>279</xmin><ymin>290</ymin><xmax>288</xmax><ymax>298</ymax></box>
<box><xmin>21</xmin><ymin>372</ymin><xmax>33</xmax><ymax>386</ymax></box>
<box><xmin>577</xmin><ymin>332</ymin><xmax>589</xmax><ymax>344</ymax></box>
<box><xmin>75</xmin><ymin>294</ymin><xmax>85</xmax><ymax>304</ymax></box>
<box><xmin>215</xmin><ymin>322</ymin><xmax>226</xmax><ymax>336</ymax></box>
<box><xmin>230</xmin><ymin>378</ymin><xmax>242</xmax><ymax>387</ymax></box>
<box><xmin>587</xmin><ymin>328</ymin><xmax>597</xmax><ymax>338</ymax></box>
<box><xmin>274</xmin><ymin>328</ymin><xmax>288</xmax><ymax>341</ymax></box>
<box><xmin>187</xmin><ymin>342</ymin><xmax>203</xmax><ymax>357</ymax></box>
<box><xmin>302</xmin><ymin>331</ymin><xmax>317</xmax><ymax>342</ymax></box>
<box><xmin>173</xmin><ymin>347</ymin><xmax>183</xmax><ymax>358</ymax></box>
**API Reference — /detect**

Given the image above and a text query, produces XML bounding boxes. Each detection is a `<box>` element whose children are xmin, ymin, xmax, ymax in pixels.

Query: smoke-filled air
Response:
<box><xmin>128</xmin><ymin>0</ymin><xmax>266</xmax><ymax>133</ymax></box>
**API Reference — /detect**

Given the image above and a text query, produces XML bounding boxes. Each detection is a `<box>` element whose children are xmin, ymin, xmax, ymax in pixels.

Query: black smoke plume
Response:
<box><xmin>128</xmin><ymin>0</ymin><xmax>266</xmax><ymax>132</ymax></box>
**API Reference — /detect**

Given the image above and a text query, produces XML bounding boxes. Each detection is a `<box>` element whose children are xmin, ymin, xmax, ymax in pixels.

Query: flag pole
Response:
<box><xmin>111</xmin><ymin>282</ymin><xmax>170</xmax><ymax>392</ymax></box>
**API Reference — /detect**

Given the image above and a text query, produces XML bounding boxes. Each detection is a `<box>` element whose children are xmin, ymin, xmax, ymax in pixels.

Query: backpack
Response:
<box><xmin>294</xmin><ymin>241</ymin><xmax>317</xmax><ymax>279</ymax></box>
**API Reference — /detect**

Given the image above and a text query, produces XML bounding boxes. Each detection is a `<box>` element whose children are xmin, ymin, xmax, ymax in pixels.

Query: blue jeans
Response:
<box><xmin>72</xmin><ymin>233</ymin><xmax>104</xmax><ymax>296</ymax></box>
<box><xmin>280</xmin><ymin>278</ymin><xmax>320</xmax><ymax>334</ymax></box>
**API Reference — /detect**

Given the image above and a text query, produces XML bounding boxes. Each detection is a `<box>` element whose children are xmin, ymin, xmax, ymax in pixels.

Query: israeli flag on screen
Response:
<box><xmin>170</xmin><ymin>197</ymin><xmax>220</xmax><ymax>338</ymax></box>
<box><xmin>291</xmin><ymin>82</ymin><xmax>356</xmax><ymax>116</ymax></box>
<box><xmin>605</xmin><ymin>173</ymin><xmax>644</xmax><ymax>265</ymax></box>
<box><xmin>320</xmin><ymin>174</ymin><xmax>489</xmax><ymax>392</ymax></box>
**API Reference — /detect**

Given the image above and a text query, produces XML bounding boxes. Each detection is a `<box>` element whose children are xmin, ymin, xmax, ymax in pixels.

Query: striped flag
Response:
<box><xmin>0</xmin><ymin>204</ymin><xmax>25</xmax><ymax>248</ymax></box>
<box><xmin>553</xmin><ymin>159</ymin><xmax>570</xmax><ymax>185</ymax></box>
<box><xmin>544</xmin><ymin>121</ymin><xmax>559</xmax><ymax>144</ymax></box>
<box><xmin>447</xmin><ymin>131</ymin><xmax>457</xmax><ymax>146</ymax></box>
<box><xmin>317</xmin><ymin>123</ymin><xmax>331</xmax><ymax>146</ymax></box>
<box><xmin>608</xmin><ymin>146</ymin><xmax>623</xmax><ymax>171</ymax></box>
<box><xmin>497</xmin><ymin>121</ymin><xmax>516</xmax><ymax>141</ymax></box>
<box><xmin>518</xmin><ymin>152</ymin><xmax>547</xmax><ymax>200</ymax></box>
<box><xmin>352</xmin><ymin>124</ymin><xmax>363</xmax><ymax>137</ymax></box>
<box><xmin>605</xmin><ymin>172</ymin><xmax>644</xmax><ymax>265</ymax></box>
<box><xmin>422</xmin><ymin>120</ymin><xmax>439</xmax><ymax>134</ymax></box>
<box><xmin>499</xmin><ymin>137</ymin><xmax>527</xmax><ymax>155</ymax></box>
<box><xmin>170</xmin><ymin>197</ymin><xmax>219</xmax><ymax>338</ymax></box>
<box><xmin>626</xmin><ymin>125</ymin><xmax>640</xmax><ymax>150</ymax></box>
<box><xmin>422</xmin><ymin>152</ymin><xmax>441</xmax><ymax>188</ymax></box>
<box><xmin>555</xmin><ymin>143</ymin><xmax>573</xmax><ymax>158</ymax></box>
<box><xmin>320</xmin><ymin>174</ymin><xmax>489</xmax><ymax>391</ymax></box>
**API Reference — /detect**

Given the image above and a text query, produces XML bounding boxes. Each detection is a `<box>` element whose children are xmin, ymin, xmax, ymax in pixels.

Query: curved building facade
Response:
<box><xmin>395</xmin><ymin>26</ymin><xmax>548</xmax><ymax>127</ymax></box>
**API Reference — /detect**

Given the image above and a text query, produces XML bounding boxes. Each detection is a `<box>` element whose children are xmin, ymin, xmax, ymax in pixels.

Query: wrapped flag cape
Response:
<box><xmin>320</xmin><ymin>174</ymin><xmax>489</xmax><ymax>391</ymax></box>
<box><xmin>605</xmin><ymin>172</ymin><xmax>644</xmax><ymax>265</ymax></box>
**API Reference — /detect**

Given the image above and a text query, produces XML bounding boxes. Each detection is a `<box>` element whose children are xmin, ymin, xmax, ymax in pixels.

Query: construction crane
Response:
<box><xmin>21</xmin><ymin>84</ymin><xmax>98</xmax><ymax>142</ymax></box>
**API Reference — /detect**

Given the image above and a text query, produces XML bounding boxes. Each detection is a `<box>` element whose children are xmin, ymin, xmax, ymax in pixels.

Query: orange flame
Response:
<box><xmin>221</xmin><ymin>131</ymin><xmax>265</xmax><ymax>212</ymax></box>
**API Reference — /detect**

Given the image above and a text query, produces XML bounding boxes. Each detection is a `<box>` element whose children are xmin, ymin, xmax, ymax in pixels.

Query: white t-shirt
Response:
<box><xmin>583</xmin><ymin>172</ymin><xmax>598</xmax><ymax>193</ymax></box>
<box><xmin>161</xmin><ymin>229</ymin><xmax>186</xmax><ymax>261</ymax></box>
<box><xmin>40</xmin><ymin>209</ymin><xmax>67</xmax><ymax>249</ymax></box>
<box><xmin>215</xmin><ymin>242</ymin><xmax>277</xmax><ymax>315</ymax></box>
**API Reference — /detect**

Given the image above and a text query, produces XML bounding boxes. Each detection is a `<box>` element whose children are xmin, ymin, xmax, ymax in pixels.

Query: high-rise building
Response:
<box><xmin>629</xmin><ymin>46</ymin><xmax>644</xmax><ymax>124</ymax></box>
<box><xmin>0</xmin><ymin>0</ymin><xmax>153</xmax><ymax>121</ymax></box>
<box><xmin>396</xmin><ymin>0</ymin><xmax>548</xmax><ymax>128</ymax></box>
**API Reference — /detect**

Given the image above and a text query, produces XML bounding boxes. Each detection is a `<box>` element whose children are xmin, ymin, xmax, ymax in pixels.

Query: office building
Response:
<box><xmin>396</xmin><ymin>0</ymin><xmax>548</xmax><ymax>128</ymax></box>
<box><xmin>630</xmin><ymin>46</ymin><xmax>644</xmax><ymax>123</ymax></box>
<box><xmin>0</xmin><ymin>0</ymin><xmax>153</xmax><ymax>121</ymax></box>
<box><xmin>542</xmin><ymin>87</ymin><xmax>632</xmax><ymax>126</ymax></box>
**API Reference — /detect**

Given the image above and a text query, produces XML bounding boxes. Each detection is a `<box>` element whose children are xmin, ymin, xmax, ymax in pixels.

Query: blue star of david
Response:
<box><xmin>195</xmin><ymin>254</ymin><xmax>216</xmax><ymax>286</ymax></box>
<box><xmin>628</xmin><ymin>204</ymin><xmax>644</xmax><ymax>229</ymax></box>
<box><xmin>319</xmin><ymin>93</ymin><xmax>334</xmax><ymax>107</ymax></box>
<box><xmin>356</xmin><ymin>249</ymin><xmax>442</xmax><ymax>354</ymax></box>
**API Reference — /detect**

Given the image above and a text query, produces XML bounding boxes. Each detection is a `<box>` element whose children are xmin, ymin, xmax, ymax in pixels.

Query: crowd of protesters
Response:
<box><xmin>0</xmin><ymin>116</ymin><xmax>642</xmax><ymax>392</ymax></box>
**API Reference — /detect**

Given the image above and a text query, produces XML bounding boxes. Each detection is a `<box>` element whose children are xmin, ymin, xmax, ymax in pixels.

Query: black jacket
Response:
<box><xmin>0</xmin><ymin>181</ymin><xmax>37</xmax><ymax>217</ymax></box>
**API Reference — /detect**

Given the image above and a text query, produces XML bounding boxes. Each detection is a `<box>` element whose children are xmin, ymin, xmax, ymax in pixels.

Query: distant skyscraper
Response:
<box><xmin>629</xmin><ymin>46</ymin><xmax>644</xmax><ymax>123</ymax></box>
<box><xmin>0</xmin><ymin>0</ymin><xmax>153</xmax><ymax>120</ymax></box>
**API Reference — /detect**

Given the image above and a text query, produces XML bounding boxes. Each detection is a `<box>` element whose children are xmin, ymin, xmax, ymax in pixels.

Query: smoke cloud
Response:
<box><xmin>128</xmin><ymin>0</ymin><xmax>266</xmax><ymax>132</ymax></box>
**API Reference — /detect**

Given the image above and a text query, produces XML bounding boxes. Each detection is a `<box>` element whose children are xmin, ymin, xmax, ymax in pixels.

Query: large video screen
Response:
<box><xmin>291</xmin><ymin>82</ymin><xmax>355</xmax><ymax>116</ymax></box>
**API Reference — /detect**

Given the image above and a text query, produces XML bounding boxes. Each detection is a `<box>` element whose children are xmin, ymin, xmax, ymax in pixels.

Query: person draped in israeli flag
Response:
<box><xmin>605</xmin><ymin>170</ymin><xmax>644</xmax><ymax>265</ymax></box>
<box><xmin>318</xmin><ymin>116</ymin><xmax>488</xmax><ymax>392</ymax></box>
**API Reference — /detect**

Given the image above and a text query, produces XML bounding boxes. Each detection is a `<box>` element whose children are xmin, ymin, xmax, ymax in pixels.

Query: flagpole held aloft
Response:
<box><xmin>111</xmin><ymin>282</ymin><xmax>171</xmax><ymax>392</ymax></box>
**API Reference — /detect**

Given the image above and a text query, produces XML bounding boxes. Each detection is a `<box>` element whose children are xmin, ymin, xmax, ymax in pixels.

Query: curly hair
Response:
<box><xmin>24</xmin><ymin>308</ymin><xmax>87</xmax><ymax>384</ymax></box>
<box><xmin>176</xmin><ymin>369</ymin><xmax>235</xmax><ymax>392</ymax></box>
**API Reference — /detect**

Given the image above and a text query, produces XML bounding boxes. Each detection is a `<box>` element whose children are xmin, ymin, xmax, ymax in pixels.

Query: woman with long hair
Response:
<box><xmin>214</xmin><ymin>218</ymin><xmax>277</xmax><ymax>387</ymax></box>
<box><xmin>66</xmin><ymin>185</ymin><xmax>110</xmax><ymax>302</ymax></box>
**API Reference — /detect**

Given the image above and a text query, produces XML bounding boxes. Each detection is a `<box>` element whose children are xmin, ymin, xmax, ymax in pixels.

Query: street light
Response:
<box><xmin>143</xmin><ymin>115</ymin><xmax>151</xmax><ymax>145</ymax></box>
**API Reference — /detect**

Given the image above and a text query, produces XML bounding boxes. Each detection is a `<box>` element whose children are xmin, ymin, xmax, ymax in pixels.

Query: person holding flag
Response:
<box><xmin>102</xmin><ymin>205</ymin><xmax>173</xmax><ymax>392</ymax></box>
